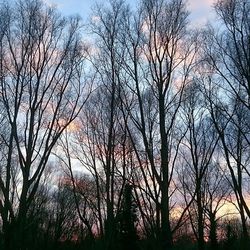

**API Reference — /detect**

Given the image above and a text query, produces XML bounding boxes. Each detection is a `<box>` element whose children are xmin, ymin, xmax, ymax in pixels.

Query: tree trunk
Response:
<box><xmin>159</xmin><ymin>94</ymin><xmax>173</xmax><ymax>250</ymax></box>
<box><xmin>197</xmin><ymin>187</ymin><xmax>204</xmax><ymax>250</ymax></box>
<box><xmin>209</xmin><ymin>213</ymin><xmax>218</xmax><ymax>250</ymax></box>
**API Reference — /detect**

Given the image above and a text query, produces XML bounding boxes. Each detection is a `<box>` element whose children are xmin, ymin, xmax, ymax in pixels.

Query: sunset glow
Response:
<box><xmin>1</xmin><ymin>1</ymin><xmax>250</xmax><ymax>250</ymax></box>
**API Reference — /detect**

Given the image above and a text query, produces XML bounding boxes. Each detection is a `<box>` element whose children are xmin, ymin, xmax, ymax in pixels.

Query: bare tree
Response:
<box><xmin>119</xmin><ymin>0</ymin><xmax>198</xmax><ymax>248</ymax></box>
<box><xmin>202</xmin><ymin>0</ymin><xmax>250</xmax><ymax>246</ymax></box>
<box><xmin>179</xmin><ymin>80</ymin><xmax>220</xmax><ymax>250</ymax></box>
<box><xmin>58</xmin><ymin>1</ymin><xmax>134</xmax><ymax>249</ymax></box>
<box><xmin>0</xmin><ymin>0</ymin><xmax>88</xmax><ymax>249</ymax></box>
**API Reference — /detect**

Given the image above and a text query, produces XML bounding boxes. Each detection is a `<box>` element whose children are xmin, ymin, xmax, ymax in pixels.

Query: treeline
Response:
<box><xmin>0</xmin><ymin>0</ymin><xmax>250</xmax><ymax>250</ymax></box>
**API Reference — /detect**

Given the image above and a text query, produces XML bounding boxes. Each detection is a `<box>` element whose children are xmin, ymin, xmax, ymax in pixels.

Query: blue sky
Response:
<box><xmin>44</xmin><ymin>0</ymin><xmax>94</xmax><ymax>19</ymax></box>
<box><xmin>44</xmin><ymin>0</ymin><xmax>216</xmax><ymax>26</ymax></box>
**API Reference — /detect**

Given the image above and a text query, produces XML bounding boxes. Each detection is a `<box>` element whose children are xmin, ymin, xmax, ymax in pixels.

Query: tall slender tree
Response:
<box><xmin>202</xmin><ymin>0</ymin><xmax>250</xmax><ymax>246</ymax></box>
<box><xmin>0</xmin><ymin>0</ymin><xmax>88</xmax><ymax>249</ymax></box>
<box><xmin>120</xmin><ymin>0</ymin><xmax>198</xmax><ymax>248</ymax></box>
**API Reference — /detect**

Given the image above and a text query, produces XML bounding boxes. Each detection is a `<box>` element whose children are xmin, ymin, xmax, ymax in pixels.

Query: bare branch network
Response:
<box><xmin>0</xmin><ymin>0</ymin><xmax>249</xmax><ymax>250</ymax></box>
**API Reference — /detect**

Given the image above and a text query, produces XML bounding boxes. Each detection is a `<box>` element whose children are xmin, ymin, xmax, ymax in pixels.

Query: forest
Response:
<box><xmin>0</xmin><ymin>0</ymin><xmax>249</xmax><ymax>249</ymax></box>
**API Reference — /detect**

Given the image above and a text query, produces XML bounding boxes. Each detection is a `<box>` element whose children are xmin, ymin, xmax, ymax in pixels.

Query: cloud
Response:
<box><xmin>187</xmin><ymin>0</ymin><xmax>217</xmax><ymax>26</ymax></box>
<box><xmin>188</xmin><ymin>0</ymin><xmax>215</xmax><ymax>10</ymax></box>
<box><xmin>42</xmin><ymin>0</ymin><xmax>60</xmax><ymax>8</ymax></box>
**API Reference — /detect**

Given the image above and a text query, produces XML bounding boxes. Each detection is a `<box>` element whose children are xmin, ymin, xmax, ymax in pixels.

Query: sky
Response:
<box><xmin>44</xmin><ymin>0</ymin><xmax>217</xmax><ymax>27</ymax></box>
